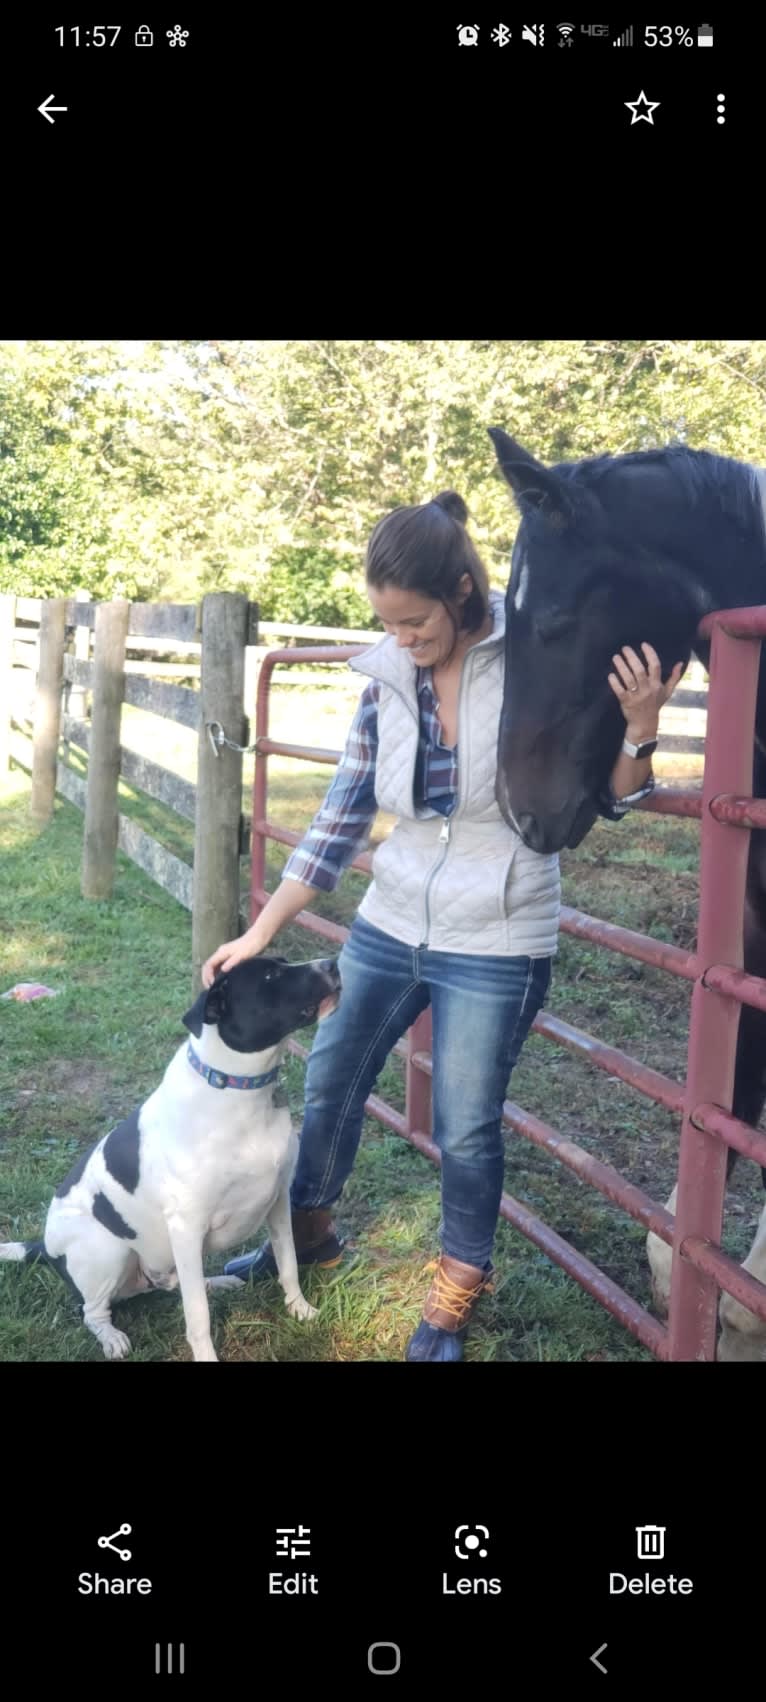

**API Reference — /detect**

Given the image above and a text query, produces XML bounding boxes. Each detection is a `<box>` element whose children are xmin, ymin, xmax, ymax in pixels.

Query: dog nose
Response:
<box><xmin>318</xmin><ymin>957</ymin><xmax>341</xmax><ymax>985</ymax></box>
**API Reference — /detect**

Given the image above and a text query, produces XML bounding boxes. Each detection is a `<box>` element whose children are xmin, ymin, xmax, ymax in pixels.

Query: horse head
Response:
<box><xmin>489</xmin><ymin>427</ymin><xmax>697</xmax><ymax>853</ymax></box>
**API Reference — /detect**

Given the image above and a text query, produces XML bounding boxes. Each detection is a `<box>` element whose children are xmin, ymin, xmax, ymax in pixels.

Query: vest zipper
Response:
<box><xmin>421</xmin><ymin>816</ymin><xmax>451</xmax><ymax>943</ymax></box>
<box><xmin>420</xmin><ymin>651</ymin><xmax>475</xmax><ymax>944</ymax></box>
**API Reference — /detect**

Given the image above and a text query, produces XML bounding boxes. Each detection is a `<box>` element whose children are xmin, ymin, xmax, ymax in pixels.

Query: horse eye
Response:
<box><xmin>536</xmin><ymin>614</ymin><xmax>574</xmax><ymax>644</ymax></box>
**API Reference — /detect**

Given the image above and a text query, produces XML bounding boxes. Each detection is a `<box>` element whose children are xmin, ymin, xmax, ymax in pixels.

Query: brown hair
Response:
<box><xmin>365</xmin><ymin>492</ymin><xmax>491</xmax><ymax>649</ymax></box>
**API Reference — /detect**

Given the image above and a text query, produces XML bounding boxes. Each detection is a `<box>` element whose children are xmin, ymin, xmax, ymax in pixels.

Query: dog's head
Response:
<box><xmin>182</xmin><ymin>955</ymin><xmax>342</xmax><ymax>1053</ymax></box>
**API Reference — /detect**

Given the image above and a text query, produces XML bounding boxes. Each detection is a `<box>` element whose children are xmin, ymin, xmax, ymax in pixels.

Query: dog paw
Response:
<box><xmin>205</xmin><ymin>1275</ymin><xmax>246</xmax><ymax>1291</ymax></box>
<box><xmin>190</xmin><ymin>1341</ymin><xmax>219</xmax><ymax>1362</ymax></box>
<box><xmin>286</xmin><ymin>1293</ymin><xmax>318</xmax><ymax>1322</ymax></box>
<box><xmin>100</xmin><ymin>1327</ymin><xmax>132</xmax><ymax>1361</ymax></box>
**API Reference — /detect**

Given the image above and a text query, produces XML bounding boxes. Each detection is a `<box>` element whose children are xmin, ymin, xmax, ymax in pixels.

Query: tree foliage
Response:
<box><xmin>2</xmin><ymin>339</ymin><xmax>765</xmax><ymax>621</ymax></box>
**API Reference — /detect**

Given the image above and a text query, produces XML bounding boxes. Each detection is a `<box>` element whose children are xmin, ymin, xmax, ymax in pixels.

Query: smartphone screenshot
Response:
<box><xmin>0</xmin><ymin>17</ymin><xmax>760</xmax><ymax>1688</ymax></box>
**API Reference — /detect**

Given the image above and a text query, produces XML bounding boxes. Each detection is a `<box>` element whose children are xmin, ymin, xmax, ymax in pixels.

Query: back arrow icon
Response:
<box><xmin>38</xmin><ymin>95</ymin><xmax>68</xmax><ymax>124</ymax></box>
<box><xmin>590</xmin><ymin>1643</ymin><xmax>608</xmax><ymax>1674</ymax></box>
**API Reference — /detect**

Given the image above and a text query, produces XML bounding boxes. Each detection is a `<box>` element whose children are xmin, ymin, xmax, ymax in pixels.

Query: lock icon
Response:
<box><xmin>135</xmin><ymin>25</ymin><xmax>153</xmax><ymax>46</ymax></box>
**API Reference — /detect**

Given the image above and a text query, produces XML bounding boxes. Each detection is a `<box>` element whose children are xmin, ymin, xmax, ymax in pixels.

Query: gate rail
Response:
<box><xmin>249</xmin><ymin>612</ymin><xmax>766</xmax><ymax>1361</ymax></box>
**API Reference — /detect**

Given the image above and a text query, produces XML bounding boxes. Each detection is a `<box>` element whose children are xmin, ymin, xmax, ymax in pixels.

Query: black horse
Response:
<box><xmin>489</xmin><ymin>426</ymin><xmax>766</xmax><ymax>1361</ymax></box>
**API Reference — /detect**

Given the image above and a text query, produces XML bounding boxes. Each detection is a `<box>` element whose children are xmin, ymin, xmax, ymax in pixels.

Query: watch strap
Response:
<box><xmin>622</xmin><ymin>735</ymin><xmax>658</xmax><ymax>760</ymax></box>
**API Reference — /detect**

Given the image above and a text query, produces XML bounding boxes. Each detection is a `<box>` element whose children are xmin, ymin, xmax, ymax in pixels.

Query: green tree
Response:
<box><xmin>2</xmin><ymin>340</ymin><xmax>765</xmax><ymax>620</ymax></box>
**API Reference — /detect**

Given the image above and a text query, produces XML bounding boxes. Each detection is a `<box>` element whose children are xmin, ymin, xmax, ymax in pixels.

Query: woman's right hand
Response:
<box><xmin>201</xmin><ymin>878</ymin><xmax>318</xmax><ymax>988</ymax></box>
<box><xmin>202</xmin><ymin>932</ymin><xmax>263</xmax><ymax>988</ymax></box>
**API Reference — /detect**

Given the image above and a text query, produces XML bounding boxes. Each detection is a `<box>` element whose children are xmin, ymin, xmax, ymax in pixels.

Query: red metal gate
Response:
<box><xmin>249</xmin><ymin>609</ymin><xmax>766</xmax><ymax>1361</ymax></box>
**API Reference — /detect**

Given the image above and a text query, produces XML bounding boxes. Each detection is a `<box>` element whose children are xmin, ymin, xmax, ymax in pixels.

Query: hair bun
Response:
<box><xmin>433</xmin><ymin>490</ymin><xmax>468</xmax><ymax>526</ymax></box>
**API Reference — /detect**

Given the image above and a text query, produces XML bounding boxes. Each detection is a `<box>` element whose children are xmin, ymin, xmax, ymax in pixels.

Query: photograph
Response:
<box><xmin>2</xmin><ymin>338</ymin><xmax>765</xmax><ymax>1369</ymax></box>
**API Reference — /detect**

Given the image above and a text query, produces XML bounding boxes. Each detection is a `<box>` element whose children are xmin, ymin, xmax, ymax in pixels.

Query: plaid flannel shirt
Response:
<box><xmin>282</xmin><ymin>672</ymin><xmax>655</xmax><ymax>893</ymax></box>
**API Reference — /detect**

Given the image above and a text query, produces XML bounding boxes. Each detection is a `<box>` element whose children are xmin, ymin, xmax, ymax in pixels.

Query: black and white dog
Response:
<box><xmin>0</xmin><ymin>954</ymin><xmax>341</xmax><ymax>1362</ymax></box>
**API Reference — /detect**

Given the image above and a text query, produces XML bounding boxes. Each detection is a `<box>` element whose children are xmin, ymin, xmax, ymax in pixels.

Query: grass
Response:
<box><xmin>1</xmin><ymin>685</ymin><xmax>763</xmax><ymax>1364</ymax></box>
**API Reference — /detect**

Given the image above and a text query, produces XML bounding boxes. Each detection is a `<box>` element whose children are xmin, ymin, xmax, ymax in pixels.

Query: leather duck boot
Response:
<box><xmin>405</xmin><ymin>1252</ymin><xmax>494</xmax><ymax>1362</ymax></box>
<box><xmin>224</xmin><ymin>1207</ymin><xmax>345</xmax><ymax>1282</ymax></box>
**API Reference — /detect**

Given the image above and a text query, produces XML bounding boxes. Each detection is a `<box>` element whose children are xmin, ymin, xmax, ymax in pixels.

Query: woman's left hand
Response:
<box><xmin>608</xmin><ymin>643</ymin><xmax>685</xmax><ymax>737</ymax></box>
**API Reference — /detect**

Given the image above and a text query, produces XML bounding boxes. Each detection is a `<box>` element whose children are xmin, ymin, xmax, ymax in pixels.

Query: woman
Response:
<box><xmin>203</xmin><ymin>492</ymin><xmax>682</xmax><ymax>1362</ymax></box>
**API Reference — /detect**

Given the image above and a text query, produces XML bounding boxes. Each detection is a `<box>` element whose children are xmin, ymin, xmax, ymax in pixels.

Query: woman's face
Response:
<box><xmin>367</xmin><ymin>576</ymin><xmax>472</xmax><ymax>669</ymax></box>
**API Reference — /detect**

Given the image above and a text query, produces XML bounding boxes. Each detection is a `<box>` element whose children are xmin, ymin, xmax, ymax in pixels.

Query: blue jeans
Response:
<box><xmin>291</xmin><ymin>915</ymin><xmax>551</xmax><ymax>1269</ymax></box>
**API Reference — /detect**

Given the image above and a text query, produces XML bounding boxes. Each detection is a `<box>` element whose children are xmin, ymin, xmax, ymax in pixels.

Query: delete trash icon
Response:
<box><xmin>636</xmin><ymin>1525</ymin><xmax>665</xmax><ymax>1560</ymax></box>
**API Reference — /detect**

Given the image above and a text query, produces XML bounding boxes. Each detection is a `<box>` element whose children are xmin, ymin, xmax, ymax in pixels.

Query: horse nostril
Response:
<box><xmin>517</xmin><ymin>812</ymin><xmax>542</xmax><ymax>851</ymax></box>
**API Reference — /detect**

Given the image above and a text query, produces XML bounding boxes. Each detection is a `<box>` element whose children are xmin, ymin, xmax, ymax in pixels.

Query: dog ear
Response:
<box><xmin>182</xmin><ymin>989</ymin><xmax>208</xmax><ymax>1038</ymax></box>
<box><xmin>182</xmin><ymin>977</ymin><xmax>229</xmax><ymax>1038</ymax></box>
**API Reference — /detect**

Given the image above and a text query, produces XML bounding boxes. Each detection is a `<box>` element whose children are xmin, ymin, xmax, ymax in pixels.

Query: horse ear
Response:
<box><xmin>488</xmin><ymin>427</ymin><xmax>576</xmax><ymax>523</ymax></box>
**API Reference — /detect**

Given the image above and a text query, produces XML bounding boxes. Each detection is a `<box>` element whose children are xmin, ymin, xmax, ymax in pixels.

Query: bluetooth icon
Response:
<box><xmin>491</xmin><ymin>24</ymin><xmax>512</xmax><ymax>46</ymax></box>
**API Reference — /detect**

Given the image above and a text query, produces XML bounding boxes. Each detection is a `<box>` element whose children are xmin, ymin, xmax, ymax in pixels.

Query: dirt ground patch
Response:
<box><xmin>6</xmin><ymin>1057</ymin><xmax>119</xmax><ymax>1126</ymax></box>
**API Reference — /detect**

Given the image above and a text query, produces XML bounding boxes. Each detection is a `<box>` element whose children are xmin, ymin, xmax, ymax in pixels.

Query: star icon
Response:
<box><xmin>625</xmin><ymin>90</ymin><xmax>660</xmax><ymax>125</ymax></box>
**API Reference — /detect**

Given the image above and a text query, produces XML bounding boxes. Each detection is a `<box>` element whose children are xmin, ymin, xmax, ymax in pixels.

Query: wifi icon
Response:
<box><xmin>557</xmin><ymin>21</ymin><xmax>575</xmax><ymax>37</ymax></box>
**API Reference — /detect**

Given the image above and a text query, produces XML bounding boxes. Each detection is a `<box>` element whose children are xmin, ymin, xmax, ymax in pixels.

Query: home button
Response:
<box><xmin>367</xmin><ymin>1643</ymin><xmax>401</xmax><ymax>1675</ymax></box>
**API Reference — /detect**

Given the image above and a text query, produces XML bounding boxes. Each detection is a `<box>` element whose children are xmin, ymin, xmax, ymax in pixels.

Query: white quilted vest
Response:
<box><xmin>348</xmin><ymin>591</ymin><xmax>561</xmax><ymax>957</ymax></box>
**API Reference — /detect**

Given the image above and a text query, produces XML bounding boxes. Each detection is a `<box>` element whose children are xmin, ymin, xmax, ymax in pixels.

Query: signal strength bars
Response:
<box><xmin>613</xmin><ymin>26</ymin><xmax>634</xmax><ymax>46</ymax></box>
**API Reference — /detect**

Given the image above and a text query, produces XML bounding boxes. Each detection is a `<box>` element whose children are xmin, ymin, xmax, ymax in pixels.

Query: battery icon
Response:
<box><xmin>698</xmin><ymin>23</ymin><xmax>714</xmax><ymax>46</ymax></box>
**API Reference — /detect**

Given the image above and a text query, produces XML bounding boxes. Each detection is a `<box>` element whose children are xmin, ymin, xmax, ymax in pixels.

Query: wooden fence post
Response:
<box><xmin>191</xmin><ymin>592</ymin><xmax>250</xmax><ymax>997</ymax></box>
<box><xmin>30</xmin><ymin>598</ymin><xmax>68</xmax><ymax>823</ymax></box>
<box><xmin>0</xmin><ymin>593</ymin><xmax>16</xmax><ymax>777</ymax></box>
<box><xmin>81</xmin><ymin>599</ymin><xmax>130</xmax><ymax>898</ymax></box>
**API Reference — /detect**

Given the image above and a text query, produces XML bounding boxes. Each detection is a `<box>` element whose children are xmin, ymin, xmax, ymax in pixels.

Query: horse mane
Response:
<box><xmin>553</xmin><ymin>444</ymin><xmax>762</xmax><ymax>534</ymax></box>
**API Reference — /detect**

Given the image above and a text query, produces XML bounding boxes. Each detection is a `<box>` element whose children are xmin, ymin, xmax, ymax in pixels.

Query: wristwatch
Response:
<box><xmin>622</xmin><ymin>734</ymin><xmax>658</xmax><ymax>760</ymax></box>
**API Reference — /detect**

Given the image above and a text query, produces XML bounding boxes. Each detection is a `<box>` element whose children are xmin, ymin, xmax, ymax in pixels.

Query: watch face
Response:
<box><xmin>625</xmin><ymin>737</ymin><xmax>657</xmax><ymax>758</ymax></box>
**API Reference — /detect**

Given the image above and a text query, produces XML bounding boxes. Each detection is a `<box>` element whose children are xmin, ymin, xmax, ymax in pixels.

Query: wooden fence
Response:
<box><xmin>0</xmin><ymin>589</ymin><xmax>710</xmax><ymax>997</ymax></box>
<box><xmin>1</xmin><ymin>594</ymin><xmax>385</xmax><ymax>996</ymax></box>
<box><xmin>2</xmin><ymin>593</ymin><xmax>259</xmax><ymax>996</ymax></box>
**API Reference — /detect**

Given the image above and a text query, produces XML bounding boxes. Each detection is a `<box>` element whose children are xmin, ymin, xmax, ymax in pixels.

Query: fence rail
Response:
<box><xmin>10</xmin><ymin>597</ymin><xmax>713</xmax><ymax>745</ymax></box>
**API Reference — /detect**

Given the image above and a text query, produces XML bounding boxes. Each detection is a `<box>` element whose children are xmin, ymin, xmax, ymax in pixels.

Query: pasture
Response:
<box><xmin>1</xmin><ymin>679</ymin><xmax>761</xmax><ymax>1362</ymax></box>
